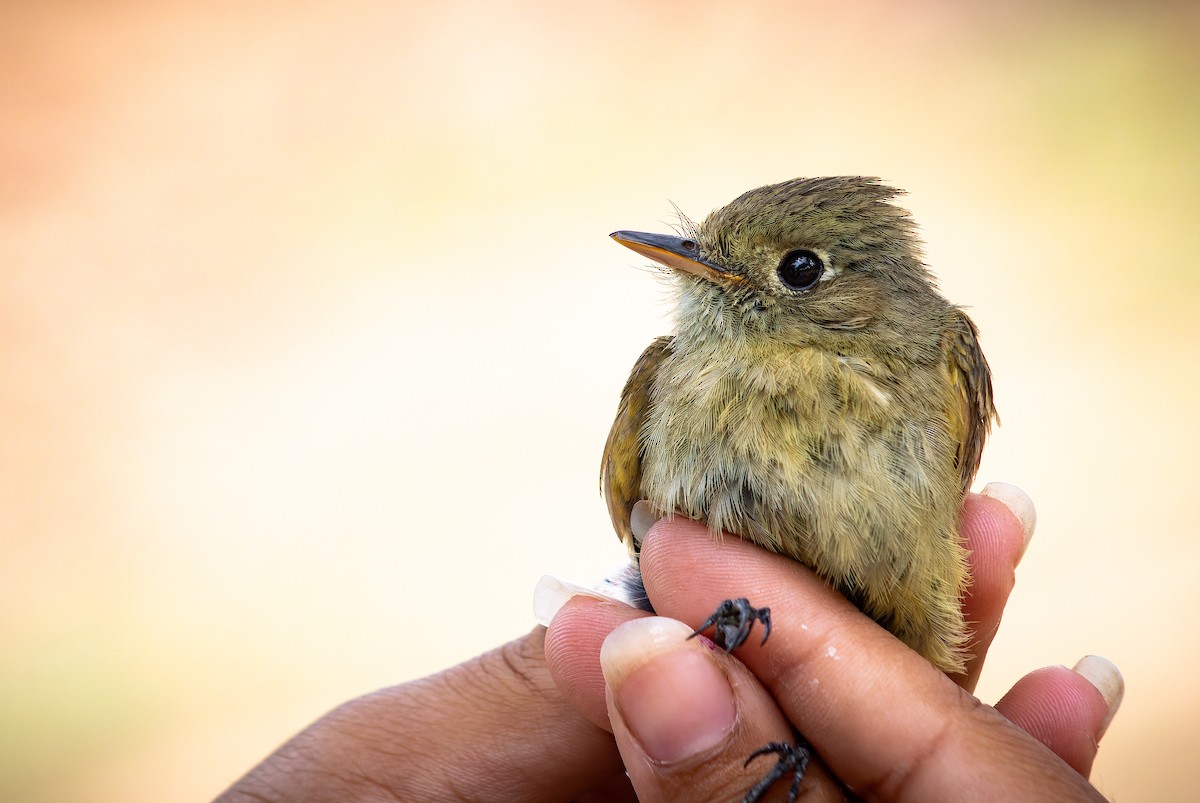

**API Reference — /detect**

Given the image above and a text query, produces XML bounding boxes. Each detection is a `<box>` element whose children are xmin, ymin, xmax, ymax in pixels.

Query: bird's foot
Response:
<box><xmin>742</xmin><ymin>739</ymin><xmax>811</xmax><ymax>803</ymax></box>
<box><xmin>689</xmin><ymin>597</ymin><xmax>771</xmax><ymax>652</ymax></box>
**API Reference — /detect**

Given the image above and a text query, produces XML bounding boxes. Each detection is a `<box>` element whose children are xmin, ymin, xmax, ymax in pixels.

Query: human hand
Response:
<box><xmin>543</xmin><ymin>484</ymin><xmax>1122</xmax><ymax>801</ymax></box>
<box><xmin>217</xmin><ymin>485</ymin><xmax>1120</xmax><ymax>803</ymax></box>
<box><xmin>216</xmin><ymin>623</ymin><xmax>638</xmax><ymax>802</ymax></box>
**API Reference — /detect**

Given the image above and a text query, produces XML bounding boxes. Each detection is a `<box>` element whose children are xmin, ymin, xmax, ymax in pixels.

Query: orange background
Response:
<box><xmin>2</xmin><ymin>1</ymin><xmax>1197</xmax><ymax>800</ymax></box>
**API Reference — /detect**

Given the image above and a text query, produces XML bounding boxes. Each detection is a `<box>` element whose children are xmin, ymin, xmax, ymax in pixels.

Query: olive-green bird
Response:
<box><xmin>602</xmin><ymin>176</ymin><xmax>996</xmax><ymax>676</ymax></box>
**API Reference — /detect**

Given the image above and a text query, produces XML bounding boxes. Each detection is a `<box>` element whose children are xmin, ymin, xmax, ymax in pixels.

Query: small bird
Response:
<box><xmin>601</xmin><ymin>177</ymin><xmax>996</xmax><ymax>800</ymax></box>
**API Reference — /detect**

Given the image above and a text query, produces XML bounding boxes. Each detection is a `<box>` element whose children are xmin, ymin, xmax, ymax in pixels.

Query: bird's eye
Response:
<box><xmin>776</xmin><ymin>249</ymin><xmax>824</xmax><ymax>291</ymax></box>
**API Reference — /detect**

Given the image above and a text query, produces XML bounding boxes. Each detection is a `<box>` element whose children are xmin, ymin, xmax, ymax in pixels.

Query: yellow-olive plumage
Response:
<box><xmin>602</xmin><ymin>177</ymin><xmax>996</xmax><ymax>673</ymax></box>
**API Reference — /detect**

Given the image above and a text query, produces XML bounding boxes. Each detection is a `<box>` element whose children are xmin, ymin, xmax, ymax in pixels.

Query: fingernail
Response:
<box><xmin>600</xmin><ymin>617</ymin><xmax>736</xmax><ymax>763</ymax></box>
<box><xmin>981</xmin><ymin>482</ymin><xmax>1037</xmax><ymax>560</ymax></box>
<box><xmin>1071</xmin><ymin>655</ymin><xmax>1124</xmax><ymax>739</ymax></box>
<box><xmin>532</xmin><ymin>575</ymin><xmax>621</xmax><ymax>626</ymax></box>
<box><xmin>630</xmin><ymin>500</ymin><xmax>661</xmax><ymax>546</ymax></box>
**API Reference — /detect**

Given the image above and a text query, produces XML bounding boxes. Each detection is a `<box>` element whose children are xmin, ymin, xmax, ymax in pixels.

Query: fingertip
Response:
<box><xmin>545</xmin><ymin>596</ymin><xmax>646</xmax><ymax>731</ymax></box>
<box><xmin>960</xmin><ymin>487</ymin><xmax>1029</xmax><ymax>588</ymax></box>
<box><xmin>994</xmin><ymin>662</ymin><xmax>1116</xmax><ymax>776</ymax></box>
<box><xmin>979</xmin><ymin>482</ymin><xmax>1036</xmax><ymax>560</ymax></box>
<box><xmin>1071</xmin><ymin>655</ymin><xmax>1124</xmax><ymax>739</ymax></box>
<box><xmin>602</xmin><ymin>617</ymin><xmax>737</xmax><ymax>763</ymax></box>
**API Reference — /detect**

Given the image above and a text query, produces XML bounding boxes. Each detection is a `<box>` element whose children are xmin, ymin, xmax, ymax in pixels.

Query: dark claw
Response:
<box><xmin>743</xmin><ymin>739</ymin><xmax>811</xmax><ymax>803</ymax></box>
<box><xmin>688</xmin><ymin>597</ymin><xmax>771</xmax><ymax>652</ymax></box>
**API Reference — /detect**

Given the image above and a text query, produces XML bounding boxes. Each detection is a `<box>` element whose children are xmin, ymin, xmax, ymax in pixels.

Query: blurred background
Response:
<box><xmin>2</xmin><ymin>0</ymin><xmax>1197</xmax><ymax>799</ymax></box>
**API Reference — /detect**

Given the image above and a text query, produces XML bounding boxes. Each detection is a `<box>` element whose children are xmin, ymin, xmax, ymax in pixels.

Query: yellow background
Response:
<box><xmin>2</xmin><ymin>1</ymin><xmax>1196</xmax><ymax>799</ymax></box>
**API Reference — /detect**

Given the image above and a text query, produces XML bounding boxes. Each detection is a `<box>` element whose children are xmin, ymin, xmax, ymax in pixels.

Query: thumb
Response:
<box><xmin>599</xmin><ymin>616</ymin><xmax>844</xmax><ymax>802</ymax></box>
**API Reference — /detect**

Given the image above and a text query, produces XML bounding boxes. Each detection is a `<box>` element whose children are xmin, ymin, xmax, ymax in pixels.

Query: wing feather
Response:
<box><xmin>601</xmin><ymin>336</ymin><xmax>672</xmax><ymax>553</ymax></box>
<box><xmin>944</xmin><ymin>310</ymin><xmax>998</xmax><ymax>492</ymax></box>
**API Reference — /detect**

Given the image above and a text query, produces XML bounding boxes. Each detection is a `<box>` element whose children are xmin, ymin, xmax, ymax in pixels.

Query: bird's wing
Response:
<box><xmin>944</xmin><ymin>309</ymin><xmax>998</xmax><ymax>492</ymax></box>
<box><xmin>601</xmin><ymin>336</ymin><xmax>673</xmax><ymax>553</ymax></box>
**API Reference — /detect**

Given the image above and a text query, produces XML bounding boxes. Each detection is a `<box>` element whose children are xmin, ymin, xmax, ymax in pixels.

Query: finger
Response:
<box><xmin>547</xmin><ymin>598</ymin><xmax>850</xmax><ymax>799</ymax></box>
<box><xmin>599</xmin><ymin>616</ymin><xmax>848</xmax><ymax>803</ymax></box>
<box><xmin>634</xmin><ymin>486</ymin><xmax>1035</xmax><ymax>695</ymax></box>
<box><xmin>545</xmin><ymin>595</ymin><xmax>649</xmax><ymax>731</ymax></box>
<box><xmin>219</xmin><ymin>629</ymin><xmax>627</xmax><ymax>803</ymax></box>
<box><xmin>994</xmin><ymin>656</ymin><xmax>1124</xmax><ymax>777</ymax></box>
<box><xmin>955</xmin><ymin>483</ymin><xmax>1037</xmax><ymax>692</ymax></box>
<box><xmin>639</xmin><ymin>519</ymin><xmax>1105</xmax><ymax>801</ymax></box>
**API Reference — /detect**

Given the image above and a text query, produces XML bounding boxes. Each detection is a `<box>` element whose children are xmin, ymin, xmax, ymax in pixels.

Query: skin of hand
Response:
<box><xmin>544</xmin><ymin>487</ymin><xmax>1121</xmax><ymax>801</ymax></box>
<box><xmin>216</xmin><ymin>487</ymin><xmax>1120</xmax><ymax>803</ymax></box>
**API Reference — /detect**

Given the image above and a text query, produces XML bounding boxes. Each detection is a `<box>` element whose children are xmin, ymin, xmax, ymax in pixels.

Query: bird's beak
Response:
<box><xmin>610</xmin><ymin>231</ymin><xmax>743</xmax><ymax>284</ymax></box>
